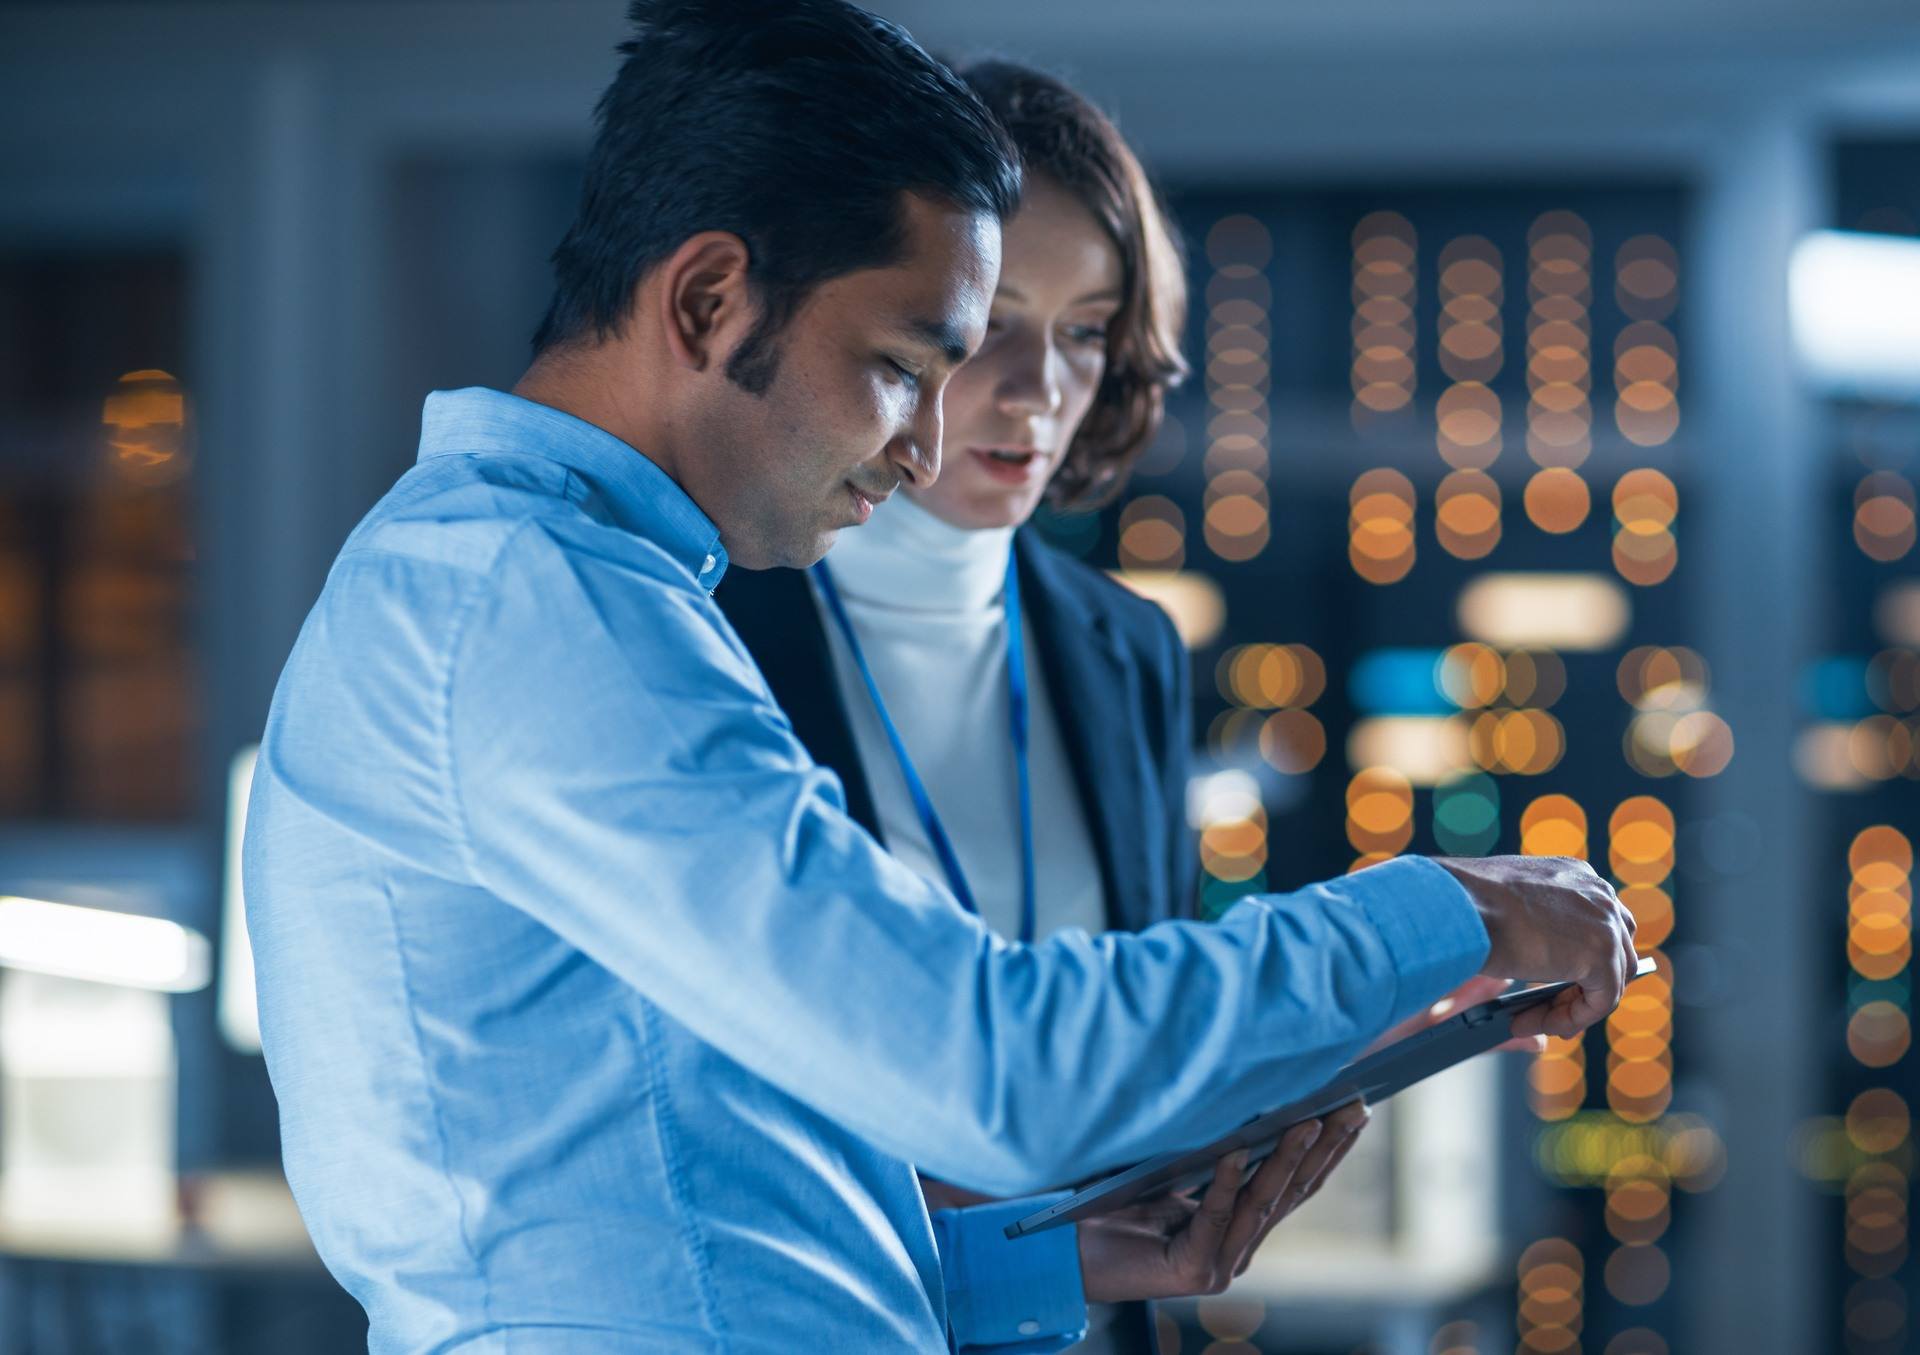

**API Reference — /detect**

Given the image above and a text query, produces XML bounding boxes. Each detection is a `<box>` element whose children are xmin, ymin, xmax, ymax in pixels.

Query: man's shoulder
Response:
<box><xmin>343</xmin><ymin>451</ymin><xmax>681</xmax><ymax>587</ymax></box>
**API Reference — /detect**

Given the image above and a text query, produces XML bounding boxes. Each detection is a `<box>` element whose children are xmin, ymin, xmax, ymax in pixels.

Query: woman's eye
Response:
<box><xmin>1065</xmin><ymin>324</ymin><xmax>1109</xmax><ymax>346</ymax></box>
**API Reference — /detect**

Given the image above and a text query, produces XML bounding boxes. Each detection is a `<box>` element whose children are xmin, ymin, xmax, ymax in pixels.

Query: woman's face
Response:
<box><xmin>905</xmin><ymin>175</ymin><xmax>1125</xmax><ymax>531</ymax></box>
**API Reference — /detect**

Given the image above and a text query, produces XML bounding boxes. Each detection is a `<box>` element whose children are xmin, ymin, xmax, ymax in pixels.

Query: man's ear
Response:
<box><xmin>653</xmin><ymin>231</ymin><xmax>755</xmax><ymax>373</ymax></box>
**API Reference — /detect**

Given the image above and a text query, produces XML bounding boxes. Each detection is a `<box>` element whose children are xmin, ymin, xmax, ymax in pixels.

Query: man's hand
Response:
<box><xmin>1432</xmin><ymin>854</ymin><xmax>1639</xmax><ymax>1040</ymax></box>
<box><xmin>1360</xmin><ymin>973</ymin><xmax>1546</xmax><ymax>1058</ymax></box>
<box><xmin>1076</xmin><ymin>1100</ymin><xmax>1369</xmax><ymax>1303</ymax></box>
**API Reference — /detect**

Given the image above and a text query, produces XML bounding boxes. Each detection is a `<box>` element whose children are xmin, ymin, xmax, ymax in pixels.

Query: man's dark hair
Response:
<box><xmin>532</xmin><ymin>0</ymin><xmax>1022</xmax><ymax>393</ymax></box>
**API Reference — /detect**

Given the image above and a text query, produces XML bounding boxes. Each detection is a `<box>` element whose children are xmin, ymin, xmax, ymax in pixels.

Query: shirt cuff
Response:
<box><xmin>1337</xmin><ymin>855</ymin><xmax>1491</xmax><ymax>1028</ymax></box>
<box><xmin>932</xmin><ymin>1193</ymin><xmax>1088</xmax><ymax>1354</ymax></box>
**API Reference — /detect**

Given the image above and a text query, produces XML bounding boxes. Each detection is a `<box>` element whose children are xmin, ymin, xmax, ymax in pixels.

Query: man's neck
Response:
<box><xmin>512</xmin><ymin>346</ymin><xmax>684</xmax><ymax>487</ymax></box>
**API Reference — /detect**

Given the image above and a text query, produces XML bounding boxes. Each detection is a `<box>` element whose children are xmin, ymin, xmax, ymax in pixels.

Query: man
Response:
<box><xmin>245</xmin><ymin>2</ymin><xmax>1638</xmax><ymax>1351</ymax></box>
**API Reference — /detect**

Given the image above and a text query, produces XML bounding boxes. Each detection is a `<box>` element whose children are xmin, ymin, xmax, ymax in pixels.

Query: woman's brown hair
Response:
<box><xmin>959</xmin><ymin>61</ymin><xmax>1190</xmax><ymax>511</ymax></box>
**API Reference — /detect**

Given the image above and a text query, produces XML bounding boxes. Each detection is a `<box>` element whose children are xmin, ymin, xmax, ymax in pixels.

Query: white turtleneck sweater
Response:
<box><xmin>817</xmin><ymin>495</ymin><xmax>1109</xmax><ymax>949</ymax></box>
<box><xmin>818</xmin><ymin>497</ymin><xmax>1127</xmax><ymax>1352</ymax></box>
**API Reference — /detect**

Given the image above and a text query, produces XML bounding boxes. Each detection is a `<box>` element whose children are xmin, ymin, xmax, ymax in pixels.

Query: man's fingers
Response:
<box><xmin>1180</xmin><ymin>1149</ymin><xmax>1248</xmax><ymax>1258</ymax></box>
<box><xmin>1296</xmin><ymin>1103</ymin><xmax>1367</xmax><ymax>1201</ymax></box>
<box><xmin>1214</xmin><ymin>1120</ymin><xmax>1320</xmax><ymax>1271</ymax></box>
<box><xmin>1301</xmin><ymin>1120</ymin><xmax>1362</xmax><ymax>1201</ymax></box>
<box><xmin>1236</xmin><ymin>1106</ymin><xmax>1369</xmax><ymax>1275</ymax></box>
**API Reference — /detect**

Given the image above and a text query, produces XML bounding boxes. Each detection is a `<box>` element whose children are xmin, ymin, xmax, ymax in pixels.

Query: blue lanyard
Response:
<box><xmin>812</xmin><ymin>552</ymin><xmax>1036</xmax><ymax>944</ymax></box>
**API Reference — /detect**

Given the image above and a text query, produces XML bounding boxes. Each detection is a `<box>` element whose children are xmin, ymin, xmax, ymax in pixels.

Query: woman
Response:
<box><xmin>718</xmin><ymin>62</ymin><xmax>1369</xmax><ymax>1353</ymax></box>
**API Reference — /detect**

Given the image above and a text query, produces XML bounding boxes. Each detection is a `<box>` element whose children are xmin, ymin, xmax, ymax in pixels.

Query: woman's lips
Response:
<box><xmin>968</xmin><ymin>448</ymin><xmax>1045</xmax><ymax>484</ymax></box>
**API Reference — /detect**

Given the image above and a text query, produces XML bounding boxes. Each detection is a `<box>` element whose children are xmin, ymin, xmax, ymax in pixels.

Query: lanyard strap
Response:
<box><xmin>812</xmin><ymin>552</ymin><xmax>1036</xmax><ymax>944</ymax></box>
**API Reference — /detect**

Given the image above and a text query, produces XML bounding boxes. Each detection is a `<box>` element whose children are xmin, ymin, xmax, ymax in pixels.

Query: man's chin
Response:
<box><xmin>760</xmin><ymin>527</ymin><xmax>837</xmax><ymax>572</ymax></box>
<box><xmin>800</xmin><ymin>527</ymin><xmax>840</xmax><ymax>567</ymax></box>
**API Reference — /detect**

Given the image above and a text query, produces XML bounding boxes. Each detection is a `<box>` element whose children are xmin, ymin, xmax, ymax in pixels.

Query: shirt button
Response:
<box><xmin>700</xmin><ymin>553</ymin><xmax>716</xmax><ymax>575</ymax></box>
<box><xmin>1017</xmin><ymin>1320</ymin><xmax>1039</xmax><ymax>1336</ymax></box>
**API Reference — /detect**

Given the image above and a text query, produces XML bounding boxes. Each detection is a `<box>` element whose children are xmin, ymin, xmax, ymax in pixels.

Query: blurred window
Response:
<box><xmin>0</xmin><ymin>252</ymin><xmax>196</xmax><ymax>821</ymax></box>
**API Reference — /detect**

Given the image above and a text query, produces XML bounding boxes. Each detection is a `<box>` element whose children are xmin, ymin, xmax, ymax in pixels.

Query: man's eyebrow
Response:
<box><xmin>896</xmin><ymin>317</ymin><xmax>972</xmax><ymax>366</ymax></box>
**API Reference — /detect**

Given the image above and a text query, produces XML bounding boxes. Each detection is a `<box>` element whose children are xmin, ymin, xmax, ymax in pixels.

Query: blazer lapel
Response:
<box><xmin>1015</xmin><ymin>533</ymin><xmax>1157</xmax><ymax>935</ymax></box>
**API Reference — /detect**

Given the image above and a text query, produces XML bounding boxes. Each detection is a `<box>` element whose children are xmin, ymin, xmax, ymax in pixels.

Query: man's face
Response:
<box><xmin>692</xmin><ymin>194</ymin><xmax>1001</xmax><ymax>570</ymax></box>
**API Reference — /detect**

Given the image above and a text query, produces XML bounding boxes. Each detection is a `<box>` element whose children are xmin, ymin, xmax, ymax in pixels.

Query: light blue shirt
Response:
<box><xmin>244</xmin><ymin>387</ymin><xmax>1490</xmax><ymax>1354</ymax></box>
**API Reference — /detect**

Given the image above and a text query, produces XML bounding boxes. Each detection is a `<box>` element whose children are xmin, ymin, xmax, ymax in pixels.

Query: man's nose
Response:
<box><xmin>889</xmin><ymin>395</ymin><xmax>943</xmax><ymax>489</ymax></box>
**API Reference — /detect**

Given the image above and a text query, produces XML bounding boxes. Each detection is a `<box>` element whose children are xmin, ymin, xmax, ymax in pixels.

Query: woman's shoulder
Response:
<box><xmin>1015</xmin><ymin>528</ymin><xmax>1183</xmax><ymax>661</ymax></box>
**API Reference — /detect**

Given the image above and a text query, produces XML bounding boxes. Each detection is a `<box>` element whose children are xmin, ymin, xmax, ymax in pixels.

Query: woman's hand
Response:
<box><xmin>1075</xmin><ymin>1099</ymin><xmax>1370</xmax><ymax>1303</ymax></box>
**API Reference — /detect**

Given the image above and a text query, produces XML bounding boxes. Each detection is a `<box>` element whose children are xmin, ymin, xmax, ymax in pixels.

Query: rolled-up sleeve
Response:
<box><xmin>448</xmin><ymin>519</ymin><xmax>1491</xmax><ymax>1197</ymax></box>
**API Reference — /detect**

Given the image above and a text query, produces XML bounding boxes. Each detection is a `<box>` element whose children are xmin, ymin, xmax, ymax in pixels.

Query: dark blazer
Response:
<box><xmin>717</xmin><ymin>526</ymin><xmax>1196</xmax><ymax>933</ymax></box>
<box><xmin>715</xmin><ymin>526</ymin><xmax>1195</xmax><ymax>1355</ymax></box>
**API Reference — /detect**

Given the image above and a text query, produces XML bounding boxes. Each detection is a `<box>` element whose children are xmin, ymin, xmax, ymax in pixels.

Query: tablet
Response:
<box><xmin>1005</xmin><ymin>957</ymin><xmax>1656</xmax><ymax>1239</ymax></box>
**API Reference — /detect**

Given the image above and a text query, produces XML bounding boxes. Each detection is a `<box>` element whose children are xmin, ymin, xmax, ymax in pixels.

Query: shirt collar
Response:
<box><xmin>417</xmin><ymin>386</ymin><xmax>728</xmax><ymax>591</ymax></box>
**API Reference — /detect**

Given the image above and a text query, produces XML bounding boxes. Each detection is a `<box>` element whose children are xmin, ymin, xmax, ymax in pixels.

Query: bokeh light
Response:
<box><xmin>1617</xmin><ymin>645</ymin><xmax>1708</xmax><ymax>707</ymax></box>
<box><xmin>1117</xmin><ymin>495</ymin><xmax>1186</xmax><ymax>571</ymax></box>
<box><xmin>1604</xmin><ymin>1241</ymin><xmax>1671</xmax><ymax>1305</ymax></box>
<box><xmin>1217</xmin><ymin>642</ymin><xmax>1327</xmax><ymax>709</ymax></box>
<box><xmin>1457</xmin><ymin>572</ymin><xmax>1631</xmax><ymax>650</ymax></box>
<box><xmin>1844</xmin><ymin>1277</ymin><xmax>1907</xmax><ymax>1350</ymax></box>
<box><xmin>1845</xmin><ymin>1162</ymin><xmax>1910</xmax><ymax>1279</ymax></box>
<box><xmin>1605</xmin><ymin>796</ymin><xmax>1675</xmax><ymax>1122</ymax></box>
<box><xmin>1612</xmin><ymin>305</ymin><xmax>1681</xmax><ymax>445</ymax></box>
<box><xmin>1198</xmin><ymin>791</ymin><xmax>1268</xmax><ymax>884</ymax></box>
<box><xmin>1261</xmin><ymin>708</ymin><xmax>1328</xmax><ymax>774</ymax></box>
<box><xmin>1845</xmin><ymin>1089</ymin><xmax>1911</xmax><ymax>1155</ymax></box>
<box><xmin>1347</xmin><ymin>765</ymin><xmax>1415</xmax><ymax>860</ymax></box>
<box><xmin>1615</xmin><ymin>234</ymin><xmax>1680</xmax><ymax>322</ymax></box>
<box><xmin>1618</xmin><ymin>646</ymin><xmax>1734</xmax><ymax>776</ymax></box>
<box><xmin>1520</xmin><ymin>794</ymin><xmax>1588</xmax><ymax>858</ymax></box>
<box><xmin>1526</xmin><ymin>467</ymin><xmax>1592</xmax><ymax>534</ymax></box>
<box><xmin>1205</xmin><ymin>217</ymin><xmax>1275</xmax><ymax>565</ymax></box>
<box><xmin>1438</xmin><ymin>642</ymin><xmax>1506</xmax><ymax>707</ymax></box>
<box><xmin>1203</xmin><ymin>468</ymin><xmax>1270</xmax><ymax>561</ymax></box>
<box><xmin>1467</xmin><ymin>707</ymin><xmax>1566</xmax><ymax>775</ymax></box>
<box><xmin>1847</xmin><ymin>1001</ymin><xmax>1912</xmax><ymax>1068</ymax></box>
<box><xmin>1848</xmin><ymin>827</ymin><xmax>1912</xmax><ymax>985</ymax></box>
<box><xmin>1437</xmin><ymin>380</ymin><xmax>1503</xmax><ymax>470</ymax></box>
<box><xmin>1516</xmin><ymin>1236</ymin><xmax>1584</xmax><ymax>1352</ymax></box>
<box><xmin>1196</xmin><ymin>1294</ymin><xmax>1267</xmax><ymax>1342</ymax></box>
<box><xmin>1527</xmin><ymin>213</ymin><xmax>1594</xmax><ymax>472</ymax></box>
<box><xmin>101</xmin><ymin>369</ymin><xmax>190</xmax><ymax>486</ymax></box>
<box><xmin>1433</xmin><ymin>771</ymin><xmax>1500</xmax><ymax>855</ymax></box>
<box><xmin>1612</xmin><ymin>468</ymin><xmax>1679</xmax><ymax>586</ymax></box>
<box><xmin>1347</xmin><ymin>716</ymin><xmax>1471</xmax><ymax>785</ymax></box>
<box><xmin>1352</xmin><ymin>212</ymin><xmax>1418</xmax><ymax>422</ymax></box>
<box><xmin>1439</xmin><ymin>235</ymin><xmax>1504</xmax><ymax>385</ymax></box>
<box><xmin>1854</xmin><ymin>472</ymin><xmax>1917</xmax><ymax>563</ymax></box>
<box><xmin>1436</xmin><ymin>468</ymin><xmax>1503</xmax><ymax>559</ymax></box>
<box><xmin>1107</xmin><ymin>570</ymin><xmax>1227</xmax><ymax>649</ymax></box>
<box><xmin>1350</xmin><ymin>467</ymin><xmax>1417</xmax><ymax>584</ymax></box>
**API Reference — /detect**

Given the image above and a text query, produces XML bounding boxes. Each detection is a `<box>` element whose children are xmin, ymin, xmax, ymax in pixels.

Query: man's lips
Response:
<box><xmin>846</xmin><ymin>482</ymin><xmax>893</xmax><ymax>524</ymax></box>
